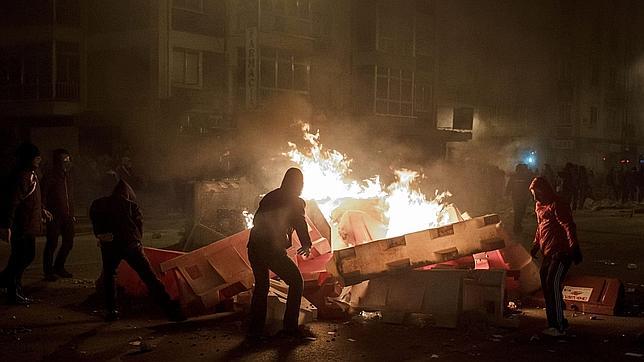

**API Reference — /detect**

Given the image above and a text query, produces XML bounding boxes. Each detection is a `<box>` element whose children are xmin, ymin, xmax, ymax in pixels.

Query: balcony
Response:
<box><xmin>0</xmin><ymin>81</ymin><xmax>79</xmax><ymax>102</ymax></box>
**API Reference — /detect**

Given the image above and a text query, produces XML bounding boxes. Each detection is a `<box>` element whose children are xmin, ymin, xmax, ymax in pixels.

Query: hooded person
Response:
<box><xmin>529</xmin><ymin>176</ymin><xmax>583</xmax><ymax>337</ymax></box>
<box><xmin>246</xmin><ymin>167</ymin><xmax>312</xmax><ymax>342</ymax></box>
<box><xmin>42</xmin><ymin>149</ymin><xmax>75</xmax><ymax>280</ymax></box>
<box><xmin>0</xmin><ymin>142</ymin><xmax>52</xmax><ymax>304</ymax></box>
<box><xmin>89</xmin><ymin>180</ymin><xmax>185</xmax><ymax>322</ymax></box>
<box><xmin>505</xmin><ymin>163</ymin><xmax>533</xmax><ymax>233</ymax></box>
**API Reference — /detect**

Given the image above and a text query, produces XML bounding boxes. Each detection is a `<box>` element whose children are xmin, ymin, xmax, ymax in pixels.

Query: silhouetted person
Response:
<box><xmin>505</xmin><ymin>163</ymin><xmax>533</xmax><ymax>233</ymax></box>
<box><xmin>0</xmin><ymin>143</ymin><xmax>52</xmax><ymax>304</ymax></box>
<box><xmin>247</xmin><ymin>168</ymin><xmax>312</xmax><ymax>342</ymax></box>
<box><xmin>559</xmin><ymin>163</ymin><xmax>578</xmax><ymax>209</ymax></box>
<box><xmin>90</xmin><ymin>180</ymin><xmax>184</xmax><ymax>322</ymax></box>
<box><xmin>606</xmin><ymin>166</ymin><xmax>619</xmax><ymax>200</ymax></box>
<box><xmin>624</xmin><ymin>167</ymin><xmax>638</xmax><ymax>203</ymax></box>
<box><xmin>529</xmin><ymin>177</ymin><xmax>582</xmax><ymax>337</ymax></box>
<box><xmin>541</xmin><ymin>164</ymin><xmax>557</xmax><ymax>191</ymax></box>
<box><xmin>577</xmin><ymin>166</ymin><xmax>589</xmax><ymax>209</ymax></box>
<box><xmin>42</xmin><ymin>149</ymin><xmax>75</xmax><ymax>280</ymax></box>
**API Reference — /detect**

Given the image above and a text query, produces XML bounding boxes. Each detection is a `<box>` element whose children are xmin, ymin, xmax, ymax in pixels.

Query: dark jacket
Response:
<box><xmin>248</xmin><ymin>188</ymin><xmax>312</xmax><ymax>253</ymax></box>
<box><xmin>530</xmin><ymin>177</ymin><xmax>580</xmax><ymax>257</ymax></box>
<box><xmin>90</xmin><ymin>180</ymin><xmax>142</xmax><ymax>245</ymax></box>
<box><xmin>42</xmin><ymin>150</ymin><xmax>74</xmax><ymax>220</ymax></box>
<box><xmin>0</xmin><ymin>170</ymin><xmax>43</xmax><ymax>236</ymax></box>
<box><xmin>506</xmin><ymin>168</ymin><xmax>533</xmax><ymax>203</ymax></box>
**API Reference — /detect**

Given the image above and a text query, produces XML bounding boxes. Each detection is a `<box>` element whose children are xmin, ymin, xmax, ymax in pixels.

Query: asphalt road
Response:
<box><xmin>0</xmin><ymin>208</ymin><xmax>643</xmax><ymax>361</ymax></box>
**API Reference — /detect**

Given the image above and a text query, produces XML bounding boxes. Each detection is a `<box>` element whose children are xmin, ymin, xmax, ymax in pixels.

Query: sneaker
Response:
<box><xmin>542</xmin><ymin>327</ymin><xmax>566</xmax><ymax>337</ymax></box>
<box><xmin>43</xmin><ymin>274</ymin><xmax>58</xmax><ymax>282</ymax></box>
<box><xmin>55</xmin><ymin>269</ymin><xmax>73</xmax><ymax>278</ymax></box>
<box><xmin>105</xmin><ymin>309</ymin><xmax>120</xmax><ymax>322</ymax></box>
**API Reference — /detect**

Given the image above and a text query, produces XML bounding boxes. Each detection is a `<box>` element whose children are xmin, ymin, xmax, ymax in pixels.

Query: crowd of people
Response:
<box><xmin>0</xmin><ymin>141</ymin><xmax>590</xmax><ymax>341</ymax></box>
<box><xmin>0</xmin><ymin>142</ymin><xmax>184</xmax><ymax>322</ymax></box>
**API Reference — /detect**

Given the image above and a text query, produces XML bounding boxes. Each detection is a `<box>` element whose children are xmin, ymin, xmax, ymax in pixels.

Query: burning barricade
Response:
<box><xmin>116</xmin><ymin>123</ymin><xmax>541</xmax><ymax>328</ymax></box>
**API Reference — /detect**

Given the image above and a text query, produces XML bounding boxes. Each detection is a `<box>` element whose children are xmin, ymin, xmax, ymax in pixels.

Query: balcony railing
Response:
<box><xmin>0</xmin><ymin>81</ymin><xmax>79</xmax><ymax>102</ymax></box>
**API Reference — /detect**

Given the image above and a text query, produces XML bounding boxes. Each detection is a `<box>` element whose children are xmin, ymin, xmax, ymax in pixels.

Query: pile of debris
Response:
<box><xmin>116</xmin><ymin>200</ymin><xmax>554</xmax><ymax>330</ymax></box>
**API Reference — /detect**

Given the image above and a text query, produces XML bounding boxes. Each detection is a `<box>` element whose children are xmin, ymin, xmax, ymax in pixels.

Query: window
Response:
<box><xmin>590</xmin><ymin>61</ymin><xmax>600</xmax><ymax>86</ymax></box>
<box><xmin>590</xmin><ymin>106</ymin><xmax>598</xmax><ymax>129</ymax></box>
<box><xmin>414</xmin><ymin>82</ymin><xmax>431</xmax><ymax>112</ymax></box>
<box><xmin>55</xmin><ymin>42</ymin><xmax>80</xmax><ymax>99</ymax></box>
<box><xmin>261</xmin><ymin>0</ymin><xmax>311</xmax><ymax>19</ymax></box>
<box><xmin>173</xmin><ymin>0</ymin><xmax>204</xmax><ymax>13</ymax></box>
<box><xmin>259</xmin><ymin>47</ymin><xmax>309</xmax><ymax>98</ymax></box>
<box><xmin>559</xmin><ymin>103</ymin><xmax>571</xmax><ymax>125</ymax></box>
<box><xmin>374</xmin><ymin>66</ymin><xmax>414</xmax><ymax>117</ymax></box>
<box><xmin>172</xmin><ymin>48</ymin><xmax>202</xmax><ymax>88</ymax></box>
<box><xmin>56</xmin><ymin>0</ymin><xmax>80</xmax><ymax>26</ymax></box>
<box><xmin>377</xmin><ymin>2</ymin><xmax>413</xmax><ymax>56</ymax></box>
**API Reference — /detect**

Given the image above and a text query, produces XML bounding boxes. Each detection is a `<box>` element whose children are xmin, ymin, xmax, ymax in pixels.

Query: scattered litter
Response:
<box><xmin>305</xmin><ymin>337</ymin><xmax>317</xmax><ymax>341</ymax></box>
<box><xmin>359</xmin><ymin>311</ymin><xmax>382</xmax><ymax>321</ymax></box>
<box><xmin>625</xmin><ymin>352</ymin><xmax>643</xmax><ymax>358</ymax></box>
<box><xmin>327</xmin><ymin>331</ymin><xmax>336</xmax><ymax>336</ymax></box>
<box><xmin>507</xmin><ymin>301</ymin><xmax>518</xmax><ymax>310</ymax></box>
<box><xmin>530</xmin><ymin>335</ymin><xmax>540</xmax><ymax>342</ymax></box>
<box><xmin>10</xmin><ymin>316</ymin><xmax>16</xmax><ymax>320</ymax></box>
<box><xmin>627</xmin><ymin>264</ymin><xmax>638</xmax><ymax>270</ymax></box>
<box><xmin>129</xmin><ymin>341</ymin><xmax>142</xmax><ymax>347</ymax></box>
<box><xmin>626</xmin><ymin>288</ymin><xmax>636</xmax><ymax>293</ymax></box>
<box><xmin>595</xmin><ymin>260</ymin><xmax>617</xmax><ymax>266</ymax></box>
<box><xmin>492</xmin><ymin>334</ymin><xmax>503</xmax><ymax>339</ymax></box>
<box><xmin>347</xmin><ymin>338</ymin><xmax>356</xmax><ymax>342</ymax></box>
<box><xmin>589</xmin><ymin>316</ymin><xmax>598</xmax><ymax>320</ymax></box>
<box><xmin>430</xmin><ymin>354</ymin><xmax>439</xmax><ymax>359</ymax></box>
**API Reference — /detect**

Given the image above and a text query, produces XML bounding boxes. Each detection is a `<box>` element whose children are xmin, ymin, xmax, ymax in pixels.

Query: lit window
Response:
<box><xmin>172</xmin><ymin>48</ymin><xmax>202</xmax><ymax>88</ymax></box>
<box><xmin>259</xmin><ymin>47</ymin><xmax>309</xmax><ymax>98</ymax></box>
<box><xmin>374</xmin><ymin>66</ymin><xmax>414</xmax><ymax>117</ymax></box>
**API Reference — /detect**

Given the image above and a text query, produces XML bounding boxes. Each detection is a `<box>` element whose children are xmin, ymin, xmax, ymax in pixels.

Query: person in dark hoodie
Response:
<box><xmin>89</xmin><ymin>180</ymin><xmax>184</xmax><ymax>322</ymax></box>
<box><xmin>247</xmin><ymin>168</ymin><xmax>312</xmax><ymax>342</ymax></box>
<box><xmin>529</xmin><ymin>176</ymin><xmax>583</xmax><ymax>337</ymax></box>
<box><xmin>42</xmin><ymin>149</ymin><xmax>75</xmax><ymax>280</ymax></box>
<box><xmin>505</xmin><ymin>163</ymin><xmax>533</xmax><ymax>233</ymax></box>
<box><xmin>0</xmin><ymin>142</ymin><xmax>52</xmax><ymax>304</ymax></box>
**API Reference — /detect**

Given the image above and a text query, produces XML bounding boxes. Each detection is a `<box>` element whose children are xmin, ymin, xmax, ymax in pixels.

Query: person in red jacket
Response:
<box><xmin>529</xmin><ymin>176</ymin><xmax>583</xmax><ymax>337</ymax></box>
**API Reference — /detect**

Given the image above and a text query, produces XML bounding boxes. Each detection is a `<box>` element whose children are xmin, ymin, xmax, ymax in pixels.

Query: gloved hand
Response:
<box><xmin>572</xmin><ymin>245</ymin><xmax>583</xmax><ymax>265</ymax></box>
<box><xmin>530</xmin><ymin>243</ymin><xmax>540</xmax><ymax>259</ymax></box>
<box><xmin>297</xmin><ymin>245</ymin><xmax>311</xmax><ymax>257</ymax></box>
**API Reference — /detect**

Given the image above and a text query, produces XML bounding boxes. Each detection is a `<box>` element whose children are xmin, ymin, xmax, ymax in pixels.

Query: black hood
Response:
<box><xmin>111</xmin><ymin>180</ymin><xmax>136</xmax><ymax>201</ymax></box>
<box><xmin>52</xmin><ymin>148</ymin><xmax>70</xmax><ymax>171</ymax></box>
<box><xmin>280</xmin><ymin>167</ymin><xmax>304</xmax><ymax>196</ymax></box>
<box><xmin>15</xmin><ymin>142</ymin><xmax>40</xmax><ymax>170</ymax></box>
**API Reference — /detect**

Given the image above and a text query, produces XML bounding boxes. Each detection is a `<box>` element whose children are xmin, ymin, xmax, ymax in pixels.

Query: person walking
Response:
<box><xmin>246</xmin><ymin>168</ymin><xmax>312</xmax><ymax>342</ymax></box>
<box><xmin>506</xmin><ymin>163</ymin><xmax>533</xmax><ymax>233</ymax></box>
<box><xmin>90</xmin><ymin>180</ymin><xmax>185</xmax><ymax>322</ymax></box>
<box><xmin>0</xmin><ymin>143</ymin><xmax>52</xmax><ymax>304</ymax></box>
<box><xmin>42</xmin><ymin>149</ymin><xmax>76</xmax><ymax>280</ymax></box>
<box><xmin>529</xmin><ymin>177</ymin><xmax>583</xmax><ymax>337</ymax></box>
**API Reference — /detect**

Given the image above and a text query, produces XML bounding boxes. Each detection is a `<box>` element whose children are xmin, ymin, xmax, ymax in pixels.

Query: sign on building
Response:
<box><xmin>245</xmin><ymin>27</ymin><xmax>258</xmax><ymax>109</ymax></box>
